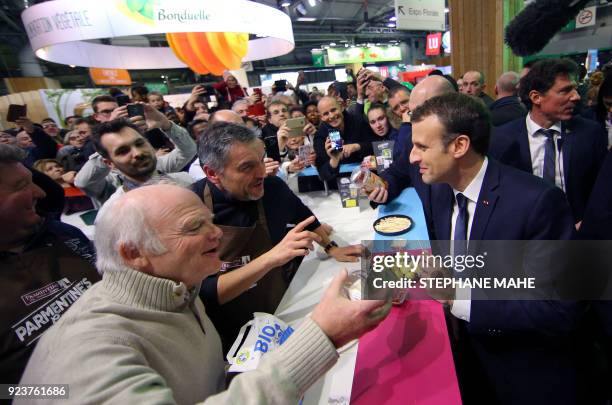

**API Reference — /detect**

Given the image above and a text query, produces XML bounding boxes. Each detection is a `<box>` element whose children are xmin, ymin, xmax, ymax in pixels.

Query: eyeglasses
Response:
<box><xmin>392</xmin><ymin>99</ymin><xmax>410</xmax><ymax>113</ymax></box>
<box><xmin>270</xmin><ymin>108</ymin><xmax>288</xmax><ymax>115</ymax></box>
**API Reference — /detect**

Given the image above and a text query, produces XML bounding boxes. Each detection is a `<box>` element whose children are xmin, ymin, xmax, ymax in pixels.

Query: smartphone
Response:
<box><xmin>329</xmin><ymin>130</ymin><xmax>343</xmax><ymax>152</ymax></box>
<box><xmin>197</xmin><ymin>94</ymin><xmax>211</xmax><ymax>104</ymax></box>
<box><xmin>253</xmin><ymin>88</ymin><xmax>263</xmax><ymax>102</ymax></box>
<box><xmin>247</xmin><ymin>102</ymin><xmax>265</xmax><ymax>117</ymax></box>
<box><xmin>7</xmin><ymin>104</ymin><xmax>27</xmax><ymax>122</ymax></box>
<box><xmin>115</xmin><ymin>94</ymin><xmax>130</xmax><ymax>107</ymax></box>
<box><xmin>298</xmin><ymin>144</ymin><xmax>312</xmax><ymax>164</ymax></box>
<box><xmin>274</xmin><ymin>80</ymin><xmax>287</xmax><ymax>92</ymax></box>
<box><xmin>286</xmin><ymin>117</ymin><xmax>305</xmax><ymax>137</ymax></box>
<box><xmin>127</xmin><ymin>103</ymin><xmax>144</xmax><ymax>118</ymax></box>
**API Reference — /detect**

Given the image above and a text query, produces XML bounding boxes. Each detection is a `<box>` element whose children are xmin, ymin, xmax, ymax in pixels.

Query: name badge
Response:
<box><xmin>220</xmin><ymin>255</ymin><xmax>251</xmax><ymax>272</ymax></box>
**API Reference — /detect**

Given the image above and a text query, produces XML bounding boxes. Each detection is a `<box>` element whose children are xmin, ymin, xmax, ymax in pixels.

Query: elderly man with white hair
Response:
<box><xmin>17</xmin><ymin>183</ymin><xmax>390</xmax><ymax>405</ymax></box>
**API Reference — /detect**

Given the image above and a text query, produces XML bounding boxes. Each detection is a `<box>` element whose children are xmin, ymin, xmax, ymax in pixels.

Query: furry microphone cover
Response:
<box><xmin>505</xmin><ymin>0</ymin><xmax>590</xmax><ymax>56</ymax></box>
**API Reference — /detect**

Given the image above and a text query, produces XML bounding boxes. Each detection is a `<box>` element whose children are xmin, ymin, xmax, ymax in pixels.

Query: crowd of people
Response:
<box><xmin>1</xmin><ymin>59</ymin><xmax>612</xmax><ymax>404</ymax></box>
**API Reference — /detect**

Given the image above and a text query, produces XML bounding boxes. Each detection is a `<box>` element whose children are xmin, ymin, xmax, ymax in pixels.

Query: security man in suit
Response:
<box><xmin>490</xmin><ymin>58</ymin><xmax>607</xmax><ymax>226</ymax></box>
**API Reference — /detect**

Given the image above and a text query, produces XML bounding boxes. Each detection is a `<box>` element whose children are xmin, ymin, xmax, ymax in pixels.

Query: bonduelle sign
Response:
<box><xmin>22</xmin><ymin>0</ymin><xmax>294</xmax><ymax>69</ymax></box>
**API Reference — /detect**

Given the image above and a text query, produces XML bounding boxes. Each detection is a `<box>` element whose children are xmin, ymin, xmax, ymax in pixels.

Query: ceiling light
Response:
<box><xmin>387</xmin><ymin>23</ymin><xmax>395</xmax><ymax>27</ymax></box>
<box><xmin>297</xmin><ymin>17</ymin><xmax>316</xmax><ymax>21</ymax></box>
<box><xmin>344</xmin><ymin>44</ymin><xmax>349</xmax><ymax>47</ymax></box>
<box><xmin>329</xmin><ymin>42</ymin><xmax>336</xmax><ymax>46</ymax></box>
<box><xmin>323</xmin><ymin>45</ymin><xmax>330</xmax><ymax>49</ymax></box>
<box><xmin>308</xmin><ymin>0</ymin><xmax>317</xmax><ymax>6</ymax></box>
<box><xmin>389</xmin><ymin>16</ymin><xmax>397</xmax><ymax>21</ymax></box>
<box><xmin>69</xmin><ymin>64</ymin><xmax>76</xmax><ymax>68</ymax></box>
<box><xmin>444</xmin><ymin>7</ymin><xmax>449</xmax><ymax>13</ymax></box>
<box><xmin>281</xmin><ymin>1</ymin><xmax>291</xmax><ymax>7</ymax></box>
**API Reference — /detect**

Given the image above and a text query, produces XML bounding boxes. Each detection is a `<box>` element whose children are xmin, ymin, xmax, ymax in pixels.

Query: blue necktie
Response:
<box><xmin>541</xmin><ymin>129</ymin><xmax>557</xmax><ymax>185</ymax></box>
<box><xmin>453</xmin><ymin>193</ymin><xmax>469</xmax><ymax>258</ymax></box>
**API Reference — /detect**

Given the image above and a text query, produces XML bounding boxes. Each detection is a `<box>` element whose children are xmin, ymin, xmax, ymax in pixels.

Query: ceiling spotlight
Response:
<box><xmin>308</xmin><ymin>0</ymin><xmax>317</xmax><ymax>6</ymax></box>
<box><xmin>281</xmin><ymin>1</ymin><xmax>291</xmax><ymax>7</ymax></box>
<box><xmin>329</xmin><ymin>42</ymin><xmax>336</xmax><ymax>46</ymax></box>
<box><xmin>444</xmin><ymin>7</ymin><xmax>449</xmax><ymax>13</ymax></box>
<box><xmin>389</xmin><ymin>16</ymin><xmax>397</xmax><ymax>21</ymax></box>
<box><xmin>69</xmin><ymin>64</ymin><xmax>76</xmax><ymax>68</ymax></box>
<box><xmin>387</xmin><ymin>23</ymin><xmax>396</xmax><ymax>27</ymax></box>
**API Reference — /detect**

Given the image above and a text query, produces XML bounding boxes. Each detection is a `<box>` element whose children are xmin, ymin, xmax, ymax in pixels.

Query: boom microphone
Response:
<box><xmin>505</xmin><ymin>0</ymin><xmax>590</xmax><ymax>56</ymax></box>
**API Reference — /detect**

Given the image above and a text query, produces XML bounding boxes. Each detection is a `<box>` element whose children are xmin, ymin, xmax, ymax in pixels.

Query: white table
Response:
<box><xmin>275</xmin><ymin>190</ymin><xmax>378</xmax><ymax>405</ymax></box>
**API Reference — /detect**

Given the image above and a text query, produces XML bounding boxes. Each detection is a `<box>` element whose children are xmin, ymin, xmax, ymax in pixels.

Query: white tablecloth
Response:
<box><xmin>275</xmin><ymin>190</ymin><xmax>378</xmax><ymax>404</ymax></box>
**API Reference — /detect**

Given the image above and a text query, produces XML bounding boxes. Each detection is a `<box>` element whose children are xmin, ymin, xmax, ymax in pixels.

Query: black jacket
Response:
<box><xmin>489</xmin><ymin>96</ymin><xmax>527</xmax><ymax>127</ymax></box>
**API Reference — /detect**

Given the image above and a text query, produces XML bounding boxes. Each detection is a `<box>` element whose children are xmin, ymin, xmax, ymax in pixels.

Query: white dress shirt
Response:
<box><xmin>450</xmin><ymin>157</ymin><xmax>489</xmax><ymax>322</ymax></box>
<box><xmin>525</xmin><ymin>114</ymin><xmax>565</xmax><ymax>191</ymax></box>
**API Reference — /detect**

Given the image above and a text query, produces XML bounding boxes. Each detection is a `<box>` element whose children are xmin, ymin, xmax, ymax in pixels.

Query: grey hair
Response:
<box><xmin>141</xmin><ymin>175</ymin><xmax>190</xmax><ymax>188</ymax></box>
<box><xmin>94</xmin><ymin>192</ymin><xmax>168</xmax><ymax>274</ymax></box>
<box><xmin>464</xmin><ymin>70</ymin><xmax>485</xmax><ymax>85</ymax></box>
<box><xmin>63</xmin><ymin>130</ymin><xmax>76</xmax><ymax>144</ymax></box>
<box><xmin>496</xmin><ymin>71</ymin><xmax>520</xmax><ymax>94</ymax></box>
<box><xmin>0</xmin><ymin>144</ymin><xmax>27</xmax><ymax>164</ymax></box>
<box><xmin>197</xmin><ymin>122</ymin><xmax>257</xmax><ymax>174</ymax></box>
<box><xmin>231</xmin><ymin>99</ymin><xmax>249</xmax><ymax>112</ymax></box>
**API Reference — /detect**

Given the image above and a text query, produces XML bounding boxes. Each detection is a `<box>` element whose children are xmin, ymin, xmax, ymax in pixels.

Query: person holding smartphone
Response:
<box><xmin>313</xmin><ymin>96</ymin><xmax>373</xmax><ymax>182</ymax></box>
<box><xmin>74</xmin><ymin>104</ymin><xmax>196</xmax><ymax>207</ymax></box>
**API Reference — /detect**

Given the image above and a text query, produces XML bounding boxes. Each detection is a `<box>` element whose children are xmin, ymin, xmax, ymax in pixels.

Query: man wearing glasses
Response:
<box><xmin>91</xmin><ymin>95</ymin><xmax>122</xmax><ymax>123</ymax></box>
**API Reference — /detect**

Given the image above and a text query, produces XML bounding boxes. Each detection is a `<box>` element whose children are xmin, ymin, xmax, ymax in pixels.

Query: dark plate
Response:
<box><xmin>373</xmin><ymin>214</ymin><xmax>414</xmax><ymax>236</ymax></box>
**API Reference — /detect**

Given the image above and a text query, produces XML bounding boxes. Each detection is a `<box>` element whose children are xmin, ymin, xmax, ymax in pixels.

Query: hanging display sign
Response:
<box><xmin>326</xmin><ymin>46</ymin><xmax>402</xmax><ymax>65</ymax></box>
<box><xmin>425</xmin><ymin>33</ymin><xmax>442</xmax><ymax>56</ymax></box>
<box><xmin>21</xmin><ymin>0</ymin><xmax>294</xmax><ymax>70</ymax></box>
<box><xmin>395</xmin><ymin>0</ymin><xmax>445</xmax><ymax>31</ymax></box>
<box><xmin>89</xmin><ymin>68</ymin><xmax>132</xmax><ymax>85</ymax></box>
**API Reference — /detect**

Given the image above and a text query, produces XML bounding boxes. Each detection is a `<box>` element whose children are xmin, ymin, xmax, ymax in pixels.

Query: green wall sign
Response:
<box><xmin>144</xmin><ymin>82</ymin><xmax>169</xmax><ymax>94</ymax></box>
<box><xmin>327</xmin><ymin>46</ymin><xmax>402</xmax><ymax>65</ymax></box>
<box><xmin>311</xmin><ymin>51</ymin><xmax>325</xmax><ymax>67</ymax></box>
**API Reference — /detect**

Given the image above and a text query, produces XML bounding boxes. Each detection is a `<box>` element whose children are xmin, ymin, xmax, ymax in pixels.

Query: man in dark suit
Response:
<box><xmin>489</xmin><ymin>71</ymin><xmax>527</xmax><ymax>126</ymax></box>
<box><xmin>368</xmin><ymin>92</ymin><xmax>580</xmax><ymax>404</ymax></box>
<box><xmin>490</xmin><ymin>58</ymin><xmax>607</xmax><ymax>225</ymax></box>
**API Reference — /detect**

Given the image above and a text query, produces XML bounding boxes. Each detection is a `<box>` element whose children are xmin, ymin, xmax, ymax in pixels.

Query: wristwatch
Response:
<box><xmin>324</xmin><ymin>241</ymin><xmax>338</xmax><ymax>254</ymax></box>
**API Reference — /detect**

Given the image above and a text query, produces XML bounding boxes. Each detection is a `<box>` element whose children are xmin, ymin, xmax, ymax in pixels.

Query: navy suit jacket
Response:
<box><xmin>490</xmin><ymin>115</ymin><xmax>607</xmax><ymax>222</ymax></box>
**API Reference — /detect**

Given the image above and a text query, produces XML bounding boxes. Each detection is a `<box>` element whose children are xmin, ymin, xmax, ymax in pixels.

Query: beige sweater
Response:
<box><xmin>17</xmin><ymin>269</ymin><xmax>339</xmax><ymax>404</ymax></box>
